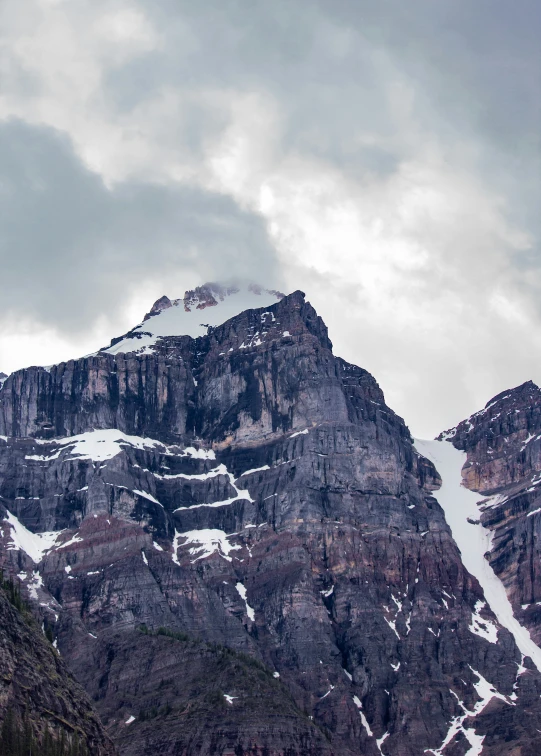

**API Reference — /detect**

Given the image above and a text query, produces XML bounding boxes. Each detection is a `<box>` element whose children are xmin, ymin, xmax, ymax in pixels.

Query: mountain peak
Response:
<box><xmin>104</xmin><ymin>281</ymin><xmax>285</xmax><ymax>356</ymax></box>
<box><xmin>438</xmin><ymin>380</ymin><xmax>541</xmax><ymax>443</ymax></box>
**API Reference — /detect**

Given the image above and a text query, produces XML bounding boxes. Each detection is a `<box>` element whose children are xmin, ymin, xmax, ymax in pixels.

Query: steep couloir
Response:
<box><xmin>440</xmin><ymin>381</ymin><xmax>541</xmax><ymax>645</ymax></box>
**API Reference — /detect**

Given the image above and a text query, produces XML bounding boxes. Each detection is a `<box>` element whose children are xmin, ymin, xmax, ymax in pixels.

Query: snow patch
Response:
<box><xmin>520</xmin><ymin>433</ymin><xmax>538</xmax><ymax>452</ymax></box>
<box><xmin>414</xmin><ymin>438</ymin><xmax>541</xmax><ymax>673</ymax></box>
<box><xmin>57</xmin><ymin>533</ymin><xmax>83</xmax><ymax>550</ymax></box>
<box><xmin>27</xmin><ymin>571</ymin><xmax>43</xmax><ymax>599</ymax></box>
<box><xmin>176</xmin><ymin>529</ymin><xmax>241</xmax><ymax>563</ymax></box>
<box><xmin>384</xmin><ymin>617</ymin><xmax>400</xmax><ymax>640</ymax></box>
<box><xmin>3</xmin><ymin>511</ymin><xmax>61</xmax><ymax>563</ymax></box>
<box><xmin>237</xmin><ymin>465</ymin><xmax>270</xmax><ymax>477</ymax></box>
<box><xmin>390</xmin><ymin>593</ymin><xmax>402</xmax><ymax>612</ymax></box>
<box><xmin>133</xmin><ymin>489</ymin><xmax>163</xmax><ymax>507</ymax></box>
<box><xmin>353</xmin><ymin>696</ymin><xmax>373</xmax><ymax>737</ymax></box>
<box><xmin>31</xmin><ymin>429</ymin><xmax>165</xmax><ymax>463</ymax></box>
<box><xmin>172</xmin><ymin>464</ymin><xmax>253</xmax><ymax>510</ymax></box>
<box><xmin>290</xmin><ymin>428</ymin><xmax>309</xmax><ymax>438</ymax></box>
<box><xmin>176</xmin><ymin>491</ymin><xmax>252</xmax><ymax>511</ymax></box>
<box><xmin>235</xmin><ymin>582</ymin><xmax>255</xmax><ymax>621</ymax></box>
<box><xmin>159</xmin><ymin>463</ymin><xmax>230</xmax><ymax>482</ymax></box>
<box><xmin>469</xmin><ymin>600</ymin><xmax>498</xmax><ymax>644</ymax></box>
<box><xmin>320</xmin><ymin>685</ymin><xmax>334</xmax><ymax>700</ymax></box>
<box><xmin>179</xmin><ymin>446</ymin><xmax>215</xmax><ymax>460</ymax></box>
<box><xmin>425</xmin><ymin>666</ymin><xmax>512</xmax><ymax>755</ymax></box>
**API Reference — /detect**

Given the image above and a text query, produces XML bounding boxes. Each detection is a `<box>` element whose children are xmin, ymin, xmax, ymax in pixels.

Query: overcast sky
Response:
<box><xmin>1</xmin><ymin>0</ymin><xmax>540</xmax><ymax>437</ymax></box>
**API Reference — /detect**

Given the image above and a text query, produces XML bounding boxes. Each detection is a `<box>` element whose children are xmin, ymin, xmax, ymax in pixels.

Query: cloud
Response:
<box><xmin>0</xmin><ymin>0</ymin><xmax>539</xmax><ymax>436</ymax></box>
<box><xmin>0</xmin><ymin>119</ymin><xmax>281</xmax><ymax>366</ymax></box>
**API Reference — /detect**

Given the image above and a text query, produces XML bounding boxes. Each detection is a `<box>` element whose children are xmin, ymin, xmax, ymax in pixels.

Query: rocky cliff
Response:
<box><xmin>1</xmin><ymin>287</ymin><xmax>541</xmax><ymax>755</ymax></box>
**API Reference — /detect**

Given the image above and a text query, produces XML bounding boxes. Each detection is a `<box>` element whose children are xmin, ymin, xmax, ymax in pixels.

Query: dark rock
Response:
<box><xmin>144</xmin><ymin>295</ymin><xmax>173</xmax><ymax>321</ymax></box>
<box><xmin>1</xmin><ymin>293</ymin><xmax>541</xmax><ymax>754</ymax></box>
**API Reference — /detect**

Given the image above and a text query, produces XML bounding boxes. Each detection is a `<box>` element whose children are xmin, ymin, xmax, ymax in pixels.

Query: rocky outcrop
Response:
<box><xmin>2</xmin><ymin>291</ymin><xmax>541</xmax><ymax>755</ymax></box>
<box><xmin>182</xmin><ymin>282</ymin><xmax>285</xmax><ymax>312</ymax></box>
<box><xmin>144</xmin><ymin>295</ymin><xmax>173</xmax><ymax>320</ymax></box>
<box><xmin>442</xmin><ymin>381</ymin><xmax>541</xmax><ymax>494</ymax></box>
<box><xmin>184</xmin><ymin>282</ymin><xmax>241</xmax><ymax>310</ymax></box>
<box><xmin>442</xmin><ymin>381</ymin><xmax>541</xmax><ymax>645</ymax></box>
<box><xmin>0</xmin><ymin>581</ymin><xmax>115</xmax><ymax>753</ymax></box>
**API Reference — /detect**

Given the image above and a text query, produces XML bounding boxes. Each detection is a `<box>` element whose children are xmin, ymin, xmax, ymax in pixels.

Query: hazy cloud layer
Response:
<box><xmin>0</xmin><ymin>119</ymin><xmax>281</xmax><ymax>333</ymax></box>
<box><xmin>0</xmin><ymin>0</ymin><xmax>539</xmax><ymax>436</ymax></box>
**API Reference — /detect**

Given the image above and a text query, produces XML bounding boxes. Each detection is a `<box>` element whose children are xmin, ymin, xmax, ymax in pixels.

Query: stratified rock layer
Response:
<box><xmin>1</xmin><ymin>291</ymin><xmax>541</xmax><ymax>755</ymax></box>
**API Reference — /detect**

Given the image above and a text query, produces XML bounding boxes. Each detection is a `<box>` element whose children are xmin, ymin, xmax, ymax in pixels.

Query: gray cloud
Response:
<box><xmin>0</xmin><ymin>119</ymin><xmax>282</xmax><ymax>333</ymax></box>
<box><xmin>114</xmin><ymin>2</ymin><xmax>540</xmax><ymax>152</ymax></box>
<box><xmin>0</xmin><ymin>0</ymin><xmax>540</xmax><ymax>436</ymax></box>
<box><xmin>101</xmin><ymin>0</ymin><xmax>540</xmax><ymax>235</ymax></box>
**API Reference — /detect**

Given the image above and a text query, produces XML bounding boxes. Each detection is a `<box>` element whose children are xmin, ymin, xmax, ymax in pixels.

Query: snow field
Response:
<box><xmin>103</xmin><ymin>286</ymin><xmax>282</xmax><ymax>356</ymax></box>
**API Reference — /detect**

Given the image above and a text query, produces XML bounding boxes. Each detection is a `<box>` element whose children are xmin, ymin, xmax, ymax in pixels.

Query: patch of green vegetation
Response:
<box><xmin>156</xmin><ymin>627</ymin><xmax>190</xmax><ymax>642</ymax></box>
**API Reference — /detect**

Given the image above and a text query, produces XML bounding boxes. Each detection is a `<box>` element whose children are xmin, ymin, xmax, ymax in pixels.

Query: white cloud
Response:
<box><xmin>0</xmin><ymin>0</ymin><xmax>539</xmax><ymax>438</ymax></box>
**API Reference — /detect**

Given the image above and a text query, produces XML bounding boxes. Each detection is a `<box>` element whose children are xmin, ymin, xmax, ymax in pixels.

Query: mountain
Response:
<box><xmin>1</xmin><ymin>284</ymin><xmax>541</xmax><ymax>755</ymax></box>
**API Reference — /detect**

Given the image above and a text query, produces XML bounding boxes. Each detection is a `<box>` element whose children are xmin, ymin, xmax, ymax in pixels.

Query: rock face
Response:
<box><xmin>87</xmin><ymin>629</ymin><xmax>333</xmax><ymax>756</ymax></box>
<box><xmin>442</xmin><ymin>381</ymin><xmax>541</xmax><ymax>644</ymax></box>
<box><xmin>1</xmin><ymin>289</ymin><xmax>541</xmax><ymax>755</ymax></box>
<box><xmin>0</xmin><ymin>581</ymin><xmax>115</xmax><ymax>753</ymax></box>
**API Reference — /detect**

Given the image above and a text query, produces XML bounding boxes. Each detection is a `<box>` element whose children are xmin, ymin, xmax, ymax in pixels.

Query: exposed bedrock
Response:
<box><xmin>1</xmin><ymin>293</ymin><xmax>541</xmax><ymax>754</ymax></box>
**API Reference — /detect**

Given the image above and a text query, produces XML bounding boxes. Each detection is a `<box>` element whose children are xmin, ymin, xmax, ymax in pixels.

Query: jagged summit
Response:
<box><xmin>478</xmin><ymin>380</ymin><xmax>541</xmax><ymax>412</ymax></box>
<box><xmin>102</xmin><ymin>281</ymin><xmax>285</xmax><ymax>356</ymax></box>
<box><xmin>438</xmin><ymin>379</ymin><xmax>541</xmax><ymax>443</ymax></box>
